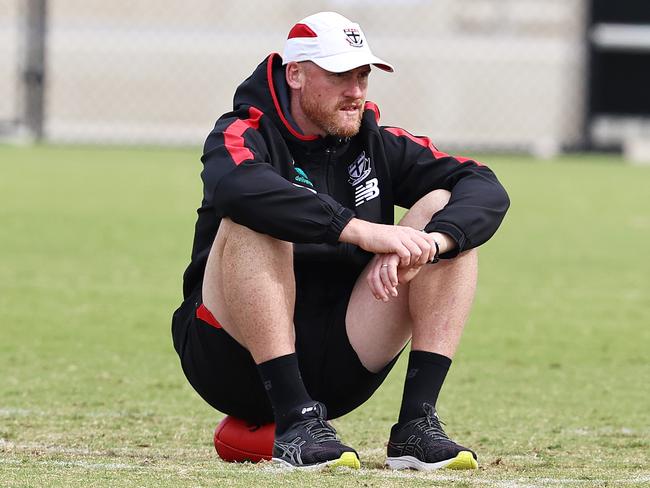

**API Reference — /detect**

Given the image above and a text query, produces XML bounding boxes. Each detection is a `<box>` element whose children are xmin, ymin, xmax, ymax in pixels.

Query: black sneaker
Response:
<box><xmin>386</xmin><ymin>403</ymin><xmax>478</xmax><ymax>470</ymax></box>
<box><xmin>272</xmin><ymin>402</ymin><xmax>360</xmax><ymax>470</ymax></box>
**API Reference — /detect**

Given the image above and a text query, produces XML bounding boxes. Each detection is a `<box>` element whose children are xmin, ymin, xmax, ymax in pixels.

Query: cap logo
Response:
<box><xmin>344</xmin><ymin>28</ymin><xmax>363</xmax><ymax>47</ymax></box>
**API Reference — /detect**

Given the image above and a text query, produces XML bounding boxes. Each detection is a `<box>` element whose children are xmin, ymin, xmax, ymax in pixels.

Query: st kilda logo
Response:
<box><xmin>344</xmin><ymin>28</ymin><xmax>363</xmax><ymax>47</ymax></box>
<box><xmin>348</xmin><ymin>151</ymin><xmax>371</xmax><ymax>186</ymax></box>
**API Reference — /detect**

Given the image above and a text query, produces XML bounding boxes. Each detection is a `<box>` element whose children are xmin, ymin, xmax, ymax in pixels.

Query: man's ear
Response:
<box><xmin>285</xmin><ymin>62</ymin><xmax>303</xmax><ymax>90</ymax></box>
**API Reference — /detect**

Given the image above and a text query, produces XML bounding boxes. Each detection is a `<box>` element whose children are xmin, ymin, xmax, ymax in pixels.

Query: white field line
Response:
<box><xmin>0</xmin><ymin>408</ymin><xmax>36</xmax><ymax>416</ymax></box>
<box><xmin>0</xmin><ymin>458</ymin><xmax>139</xmax><ymax>470</ymax></box>
<box><xmin>0</xmin><ymin>440</ymin><xmax>201</xmax><ymax>458</ymax></box>
<box><xmin>0</xmin><ymin>408</ymin><xmax>189</xmax><ymax>420</ymax></box>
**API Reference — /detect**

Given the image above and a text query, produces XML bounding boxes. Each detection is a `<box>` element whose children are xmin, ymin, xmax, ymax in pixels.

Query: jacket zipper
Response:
<box><xmin>325</xmin><ymin>146</ymin><xmax>335</xmax><ymax>195</ymax></box>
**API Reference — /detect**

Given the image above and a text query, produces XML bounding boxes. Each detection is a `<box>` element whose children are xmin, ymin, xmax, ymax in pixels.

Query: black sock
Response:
<box><xmin>398</xmin><ymin>350</ymin><xmax>452</xmax><ymax>423</ymax></box>
<box><xmin>257</xmin><ymin>353</ymin><xmax>313</xmax><ymax>433</ymax></box>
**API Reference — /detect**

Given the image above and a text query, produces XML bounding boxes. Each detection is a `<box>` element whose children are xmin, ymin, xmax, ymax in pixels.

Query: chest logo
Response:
<box><xmin>292</xmin><ymin>166</ymin><xmax>316</xmax><ymax>194</ymax></box>
<box><xmin>294</xmin><ymin>166</ymin><xmax>314</xmax><ymax>187</ymax></box>
<box><xmin>348</xmin><ymin>151</ymin><xmax>372</xmax><ymax>186</ymax></box>
<box><xmin>355</xmin><ymin>178</ymin><xmax>379</xmax><ymax>206</ymax></box>
<box><xmin>344</xmin><ymin>28</ymin><xmax>364</xmax><ymax>47</ymax></box>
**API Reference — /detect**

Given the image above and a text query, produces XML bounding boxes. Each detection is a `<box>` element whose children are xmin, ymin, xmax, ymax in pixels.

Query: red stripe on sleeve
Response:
<box><xmin>223</xmin><ymin>106</ymin><xmax>263</xmax><ymax>165</ymax></box>
<box><xmin>384</xmin><ymin>127</ymin><xmax>482</xmax><ymax>165</ymax></box>
<box><xmin>287</xmin><ymin>23</ymin><xmax>318</xmax><ymax>39</ymax></box>
<box><xmin>196</xmin><ymin>304</ymin><xmax>222</xmax><ymax>329</ymax></box>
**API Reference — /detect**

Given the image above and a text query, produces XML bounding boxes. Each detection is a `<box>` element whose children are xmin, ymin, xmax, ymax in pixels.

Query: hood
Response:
<box><xmin>233</xmin><ymin>52</ymin><xmax>319</xmax><ymax>143</ymax></box>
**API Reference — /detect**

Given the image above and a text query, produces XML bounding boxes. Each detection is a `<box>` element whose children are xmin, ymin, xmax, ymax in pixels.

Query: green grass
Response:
<box><xmin>1</xmin><ymin>145</ymin><xmax>649</xmax><ymax>487</ymax></box>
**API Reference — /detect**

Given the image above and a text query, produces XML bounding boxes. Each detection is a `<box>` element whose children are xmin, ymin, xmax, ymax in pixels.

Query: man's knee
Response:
<box><xmin>203</xmin><ymin>218</ymin><xmax>296</xmax><ymax>348</ymax></box>
<box><xmin>399</xmin><ymin>189</ymin><xmax>451</xmax><ymax>229</ymax></box>
<box><xmin>412</xmin><ymin>189</ymin><xmax>451</xmax><ymax>217</ymax></box>
<box><xmin>218</xmin><ymin>217</ymin><xmax>264</xmax><ymax>242</ymax></box>
<box><xmin>218</xmin><ymin>218</ymin><xmax>293</xmax><ymax>257</ymax></box>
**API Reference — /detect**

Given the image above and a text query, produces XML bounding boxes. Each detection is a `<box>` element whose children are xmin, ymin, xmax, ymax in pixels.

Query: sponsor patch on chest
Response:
<box><xmin>292</xmin><ymin>164</ymin><xmax>316</xmax><ymax>193</ymax></box>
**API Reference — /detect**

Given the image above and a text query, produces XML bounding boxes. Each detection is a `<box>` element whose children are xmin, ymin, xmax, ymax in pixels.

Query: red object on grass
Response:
<box><xmin>213</xmin><ymin>416</ymin><xmax>275</xmax><ymax>463</ymax></box>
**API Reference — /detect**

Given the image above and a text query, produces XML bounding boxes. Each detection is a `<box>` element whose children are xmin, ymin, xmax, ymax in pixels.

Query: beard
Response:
<box><xmin>300</xmin><ymin>87</ymin><xmax>363</xmax><ymax>138</ymax></box>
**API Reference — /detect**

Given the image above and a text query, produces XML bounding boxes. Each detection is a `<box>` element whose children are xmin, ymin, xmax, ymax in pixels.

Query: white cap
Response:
<box><xmin>282</xmin><ymin>12</ymin><xmax>394</xmax><ymax>73</ymax></box>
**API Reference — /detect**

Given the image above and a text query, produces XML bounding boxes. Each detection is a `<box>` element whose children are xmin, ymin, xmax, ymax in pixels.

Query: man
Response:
<box><xmin>172</xmin><ymin>11</ymin><xmax>509</xmax><ymax>471</ymax></box>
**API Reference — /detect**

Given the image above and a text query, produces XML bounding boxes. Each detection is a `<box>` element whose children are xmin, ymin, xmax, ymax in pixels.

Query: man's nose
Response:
<box><xmin>344</xmin><ymin>80</ymin><xmax>364</xmax><ymax>99</ymax></box>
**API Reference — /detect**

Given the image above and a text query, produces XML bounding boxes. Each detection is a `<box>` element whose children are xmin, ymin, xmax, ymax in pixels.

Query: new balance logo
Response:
<box><xmin>354</xmin><ymin>178</ymin><xmax>379</xmax><ymax>206</ymax></box>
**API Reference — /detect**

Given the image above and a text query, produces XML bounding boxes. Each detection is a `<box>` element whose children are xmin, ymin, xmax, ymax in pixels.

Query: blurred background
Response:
<box><xmin>1</xmin><ymin>0</ymin><xmax>650</xmax><ymax>159</ymax></box>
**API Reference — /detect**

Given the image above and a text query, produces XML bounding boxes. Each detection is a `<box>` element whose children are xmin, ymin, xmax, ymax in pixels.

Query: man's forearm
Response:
<box><xmin>339</xmin><ymin>217</ymin><xmax>455</xmax><ymax>260</ymax></box>
<box><xmin>338</xmin><ymin>217</ymin><xmax>368</xmax><ymax>245</ymax></box>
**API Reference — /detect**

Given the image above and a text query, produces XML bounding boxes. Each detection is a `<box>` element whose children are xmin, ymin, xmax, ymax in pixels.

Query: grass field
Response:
<box><xmin>1</xmin><ymin>144</ymin><xmax>649</xmax><ymax>487</ymax></box>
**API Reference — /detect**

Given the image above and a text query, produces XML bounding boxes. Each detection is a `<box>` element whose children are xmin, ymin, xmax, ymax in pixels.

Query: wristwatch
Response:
<box><xmin>430</xmin><ymin>239</ymin><xmax>440</xmax><ymax>264</ymax></box>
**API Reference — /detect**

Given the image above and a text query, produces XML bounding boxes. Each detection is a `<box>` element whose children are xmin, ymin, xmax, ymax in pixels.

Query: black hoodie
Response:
<box><xmin>181</xmin><ymin>53</ymin><xmax>510</xmax><ymax>299</ymax></box>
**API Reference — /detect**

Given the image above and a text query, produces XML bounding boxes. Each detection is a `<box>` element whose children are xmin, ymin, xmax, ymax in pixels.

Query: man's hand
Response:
<box><xmin>339</xmin><ymin>218</ymin><xmax>438</xmax><ymax>267</ymax></box>
<box><xmin>367</xmin><ymin>251</ymin><xmax>434</xmax><ymax>301</ymax></box>
<box><xmin>340</xmin><ymin>218</ymin><xmax>456</xmax><ymax>302</ymax></box>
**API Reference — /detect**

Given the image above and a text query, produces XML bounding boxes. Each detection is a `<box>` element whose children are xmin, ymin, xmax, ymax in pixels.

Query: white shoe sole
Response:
<box><xmin>272</xmin><ymin>451</ymin><xmax>360</xmax><ymax>470</ymax></box>
<box><xmin>386</xmin><ymin>450</ymin><xmax>478</xmax><ymax>470</ymax></box>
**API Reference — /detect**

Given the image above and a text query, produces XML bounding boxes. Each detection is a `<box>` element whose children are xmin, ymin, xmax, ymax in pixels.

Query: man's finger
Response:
<box><xmin>402</xmin><ymin>239</ymin><xmax>422</xmax><ymax>266</ymax></box>
<box><xmin>412</xmin><ymin>234</ymin><xmax>432</xmax><ymax>265</ymax></box>
<box><xmin>422</xmin><ymin>233</ymin><xmax>439</xmax><ymax>262</ymax></box>
<box><xmin>388</xmin><ymin>262</ymin><xmax>399</xmax><ymax>287</ymax></box>
<box><xmin>379</xmin><ymin>263</ymin><xmax>398</xmax><ymax>297</ymax></box>
<box><xmin>395</xmin><ymin>245</ymin><xmax>411</xmax><ymax>267</ymax></box>
<box><xmin>368</xmin><ymin>265</ymin><xmax>388</xmax><ymax>301</ymax></box>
